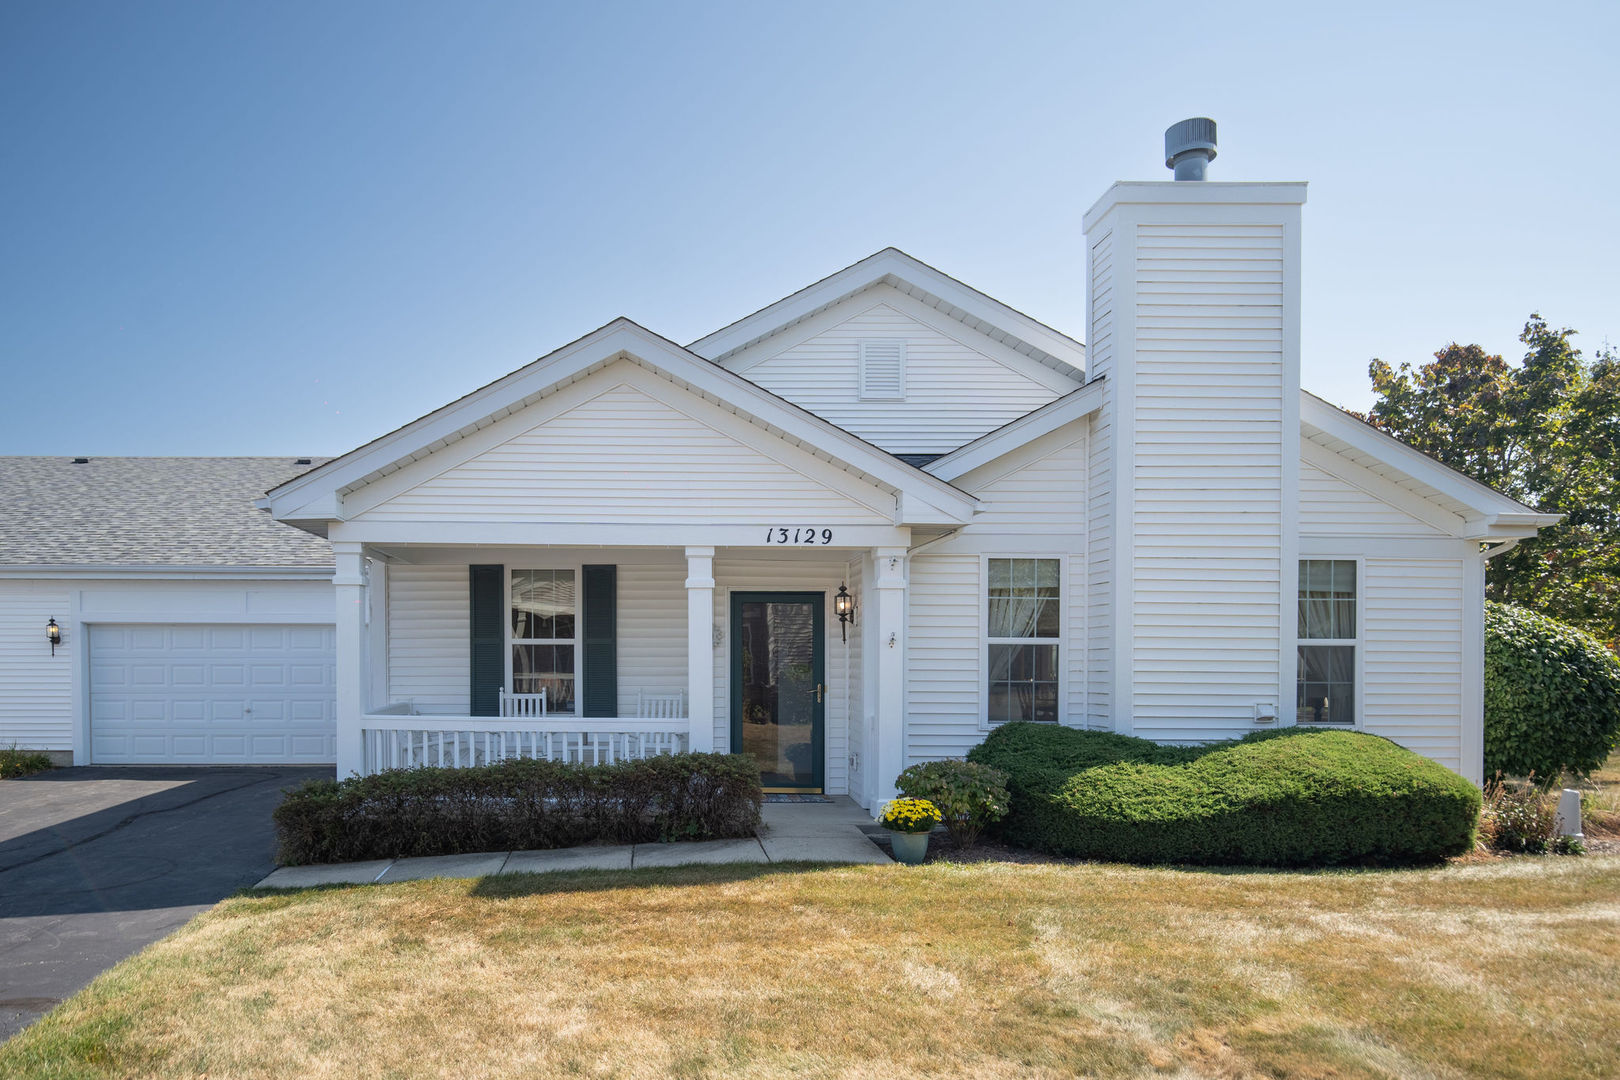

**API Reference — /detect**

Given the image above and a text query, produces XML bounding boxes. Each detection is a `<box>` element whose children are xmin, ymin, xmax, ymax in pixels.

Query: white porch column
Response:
<box><xmin>871</xmin><ymin>546</ymin><xmax>907</xmax><ymax>809</ymax></box>
<box><xmin>685</xmin><ymin>546</ymin><xmax>716</xmax><ymax>753</ymax></box>
<box><xmin>333</xmin><ymin>542</ymin><xmax>368</xmax><ymax>778</ymax></box>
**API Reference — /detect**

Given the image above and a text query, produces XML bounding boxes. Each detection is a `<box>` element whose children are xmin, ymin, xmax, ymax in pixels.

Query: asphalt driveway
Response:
<box><xmin>0</xmin><ymin>765</ymin><xmax>329</xmax><ymax>1042</ymax></box>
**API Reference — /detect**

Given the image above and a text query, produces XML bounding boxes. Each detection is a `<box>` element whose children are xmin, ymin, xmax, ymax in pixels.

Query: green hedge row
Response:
<box><xmin>273</xmin><ymin>753</ymin><xmax>762</xmax><ymax>866</ymax></box>
<box><xmin>1484</xmin><ymin>601</ymin><xmax>1620</xmax><ymax>781</ymax></box>
<box><xmin>966</xmin><ymin>724</ymin><xmax>1480</xmax><ymax>866</ymax></box>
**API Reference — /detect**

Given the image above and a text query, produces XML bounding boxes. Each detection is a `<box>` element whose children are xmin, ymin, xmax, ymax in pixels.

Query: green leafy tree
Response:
<box><xmin>1362</xmin><ymin>317</ymin><xmax>1620</xmax><ymax>647</ymax></box>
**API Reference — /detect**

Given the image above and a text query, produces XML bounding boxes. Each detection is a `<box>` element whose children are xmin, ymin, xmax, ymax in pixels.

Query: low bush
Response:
<box><xmin>1484</xmin><ymin>602</ymin><xmax>1620</xmax><ymax>782</ymax></box>
<box><xmin>1478</xmin><ymin>774</ymin><xmax>1559</xmax><ymax>854</ymax></box>
<box><xmin>273</xmin><ymin>752</ymin><xmax>762</xmax><ymax>865</ymax></box>
<box><xmin>895</xmin><ymin>759</ymin><xmax>1009</xmax><ymax>848</ymax></box>
<box><xmin>966</xmin><ymin>723</ymin><xmax>1480</xmax><ymax>866</ymax></box>
<box><xmin>1</xmin><ymin>746</ymin><xmax>53</xmax><ymax>779</ymax></box>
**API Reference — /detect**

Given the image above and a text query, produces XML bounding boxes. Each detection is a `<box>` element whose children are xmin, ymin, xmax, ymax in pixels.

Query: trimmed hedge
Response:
<box><xmin>1484</xmin><ymin>601</ymin><xmax>1620</xmax><ymax>781</ymax></box>
<box><xmin>273</xmin><ymin>752</ymin><xmax>762</xmax><ymax>866</ymax></box>
<box><xmin>966</xmin><ymin>724</ymin><xmax>1480</xmax><ymax>866</ymax></box>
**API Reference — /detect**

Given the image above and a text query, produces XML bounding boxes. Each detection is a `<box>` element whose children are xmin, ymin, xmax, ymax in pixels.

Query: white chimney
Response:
<box><xmin>1082</xmin><ymin>121</ymin><xmax>1307</xmax><ymax>738</ymax></box>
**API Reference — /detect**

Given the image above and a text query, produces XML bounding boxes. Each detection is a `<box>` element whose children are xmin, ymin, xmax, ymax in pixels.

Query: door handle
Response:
<box><xmin>815</xmin><ymin>683</ymin><xmax>825</xmax><ymax>703</ymax></box>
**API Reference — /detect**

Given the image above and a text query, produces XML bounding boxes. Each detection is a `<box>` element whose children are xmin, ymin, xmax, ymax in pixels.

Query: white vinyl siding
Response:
<box><xmin>738</xmin><ymin>300</ymin><xmax>1066</xmax><ymax>453</ymax></box>
<box><xmin>0</xmin><ymin>581</ymin><xmax>73</xmax><ymax>751</ymax></box>
<box><xmin>964</xmin><ymin>427</ymin><xmax>1088</xmax><ymax>532</ymax></box>
<box><xmin>842</xmin><ymin>555</ymin><xmax>865</xmax><ymax>795</ymax></box>
<box><xmin>1362</xmin><ymin>557</ymin><xmax>1465</xmax><ymax>771</ymax></box>
<box><xmin>363</xmin><ymin>383</ymin><xmax>892</xmax><ymax>526</ymax></box>
<box><xmin>1086</xmin><ymin>230</ymin><xmax>1115</xmax><ymax>730</ymax></box>
<box><xmin>387</xmin><ymin>564</ymin><xmax>469</xmax><ymax>712</ymax></box>
<box><xmin>712</xmin><ymin>553</ymin><xmax>852</xmax><ymax>795</ymax></box>
<box><xmin>905</xmin><ymin>554</ymin><xmax>982</xmax><ymax>762</ymax></box>
<box><xmin>614</xmin><ymin>557</ymin><xmax>686</xmax><ymax>717</ymax></box>
<box><xmin>1300</xmin><ymin>462</ymin><xmax>1447</xmax><ymax>536</ymax></box>
<box><xmin>1130</xmin><ymin>223</ymin><xmax>1287</xmax><ymax>740</ymax></box>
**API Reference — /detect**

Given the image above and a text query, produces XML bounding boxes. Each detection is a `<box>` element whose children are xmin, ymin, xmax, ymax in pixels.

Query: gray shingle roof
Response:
<box><xmin>0</xmin><ymin>457</ymin><xmax>334</xmax><ymax>569</ymax></box>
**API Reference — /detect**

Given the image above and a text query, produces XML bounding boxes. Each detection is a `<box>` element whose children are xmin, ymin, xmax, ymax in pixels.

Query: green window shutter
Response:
<box><xmin>582</xmin><ymin>564</ymin><xmax>617</xmax><ymax>718</ymax></box>
<box><xmin>469</xmin><ymin>564</ymin><xmax>505</xmax><ymax>717</ymax></box>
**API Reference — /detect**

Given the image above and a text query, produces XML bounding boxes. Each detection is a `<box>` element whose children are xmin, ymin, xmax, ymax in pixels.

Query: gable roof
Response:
<box><xmin>0</xmin><ymin>457</ymin><xmax>333</xmax><ymax>571</ymax></box>
<box><xmin>925</xmin><ymin>379</ymin><xmax>1106</xmax><ymax>482</ymax></box>
<box><xmin>263</xmin><ymin>318</ymin><xmax>977</xmax><ymax>528</ymax></box>
<box><xmin>1303</xmin><ymin>393</ymin><xmax>1557</xmax><ymax>539</ymax></box>
<box><xmin>687</xmin><ymin>248</ymin><xmax>1087</xmax><ymax>382</ymax></box>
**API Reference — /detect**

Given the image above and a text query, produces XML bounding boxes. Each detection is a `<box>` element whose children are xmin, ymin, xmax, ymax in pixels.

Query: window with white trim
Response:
<box><xmin>1297</xmin><ymin>559</ymin><xmax>1356</xmax><ymax>725</ymax></box>
<box><xmin>987</xmin><ymin>558</ymin><xmax>1059</xmax><ymax>724</ymax></box>
<box><xmin>511</xmin><ymin>569</ymin><xmax>576</xmax><ymax>713</ymax></box>
<box><xmin>858</xmin><ymin>339</ymin><xmax>906</xmax><ymax>400</ymax></box>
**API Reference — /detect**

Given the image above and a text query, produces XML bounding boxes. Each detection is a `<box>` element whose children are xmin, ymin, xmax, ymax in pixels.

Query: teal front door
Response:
<box><xmin>730</xmin><ymin>592</ymin><xmax>825</xmax><ymax>792</ymax></box>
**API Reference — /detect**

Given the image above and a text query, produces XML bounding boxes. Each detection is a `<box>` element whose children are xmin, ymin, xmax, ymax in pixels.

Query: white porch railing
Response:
<box><xmin>358</xmin><ymin>713</ymin><xmax>689</xmax><ymax>776</ymax></box>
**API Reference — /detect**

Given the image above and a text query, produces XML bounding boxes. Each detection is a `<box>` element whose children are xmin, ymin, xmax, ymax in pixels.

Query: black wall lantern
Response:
<box><xmin>834</xmin><ymin>583</ymin><xmax>855</xmax><ymax>642</ymax></box>
<box><xmin>46</xmin><ymin>618</ymin><xmax>61</xmax><ymax>655</ymax></box>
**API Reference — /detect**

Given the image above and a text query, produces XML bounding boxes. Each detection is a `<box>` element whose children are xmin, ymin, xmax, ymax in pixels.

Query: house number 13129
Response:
<box><xmin>765</xmin><ymin>528</ymin><xmax>834</xmax><ymax>545</ymax></box>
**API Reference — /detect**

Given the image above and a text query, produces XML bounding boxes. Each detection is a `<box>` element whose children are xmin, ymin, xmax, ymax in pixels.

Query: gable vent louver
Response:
<box><xmin>858</xmin><ymin>339</ymin><xmax>906</xmax><ymax>401</ymax></box>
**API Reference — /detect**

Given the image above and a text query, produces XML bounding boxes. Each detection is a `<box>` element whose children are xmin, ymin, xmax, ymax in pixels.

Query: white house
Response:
<box><xmin>0</xmin><ymin>124</ymin><xmax>1556</xmax><ymax>807</ymax></box>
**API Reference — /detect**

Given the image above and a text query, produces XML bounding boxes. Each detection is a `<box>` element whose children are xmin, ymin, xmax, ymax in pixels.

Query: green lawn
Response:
<box><xmin>4</xmin><ymin>857</ymin><xmax>1617</xmax><ymax>1079</ymax></box>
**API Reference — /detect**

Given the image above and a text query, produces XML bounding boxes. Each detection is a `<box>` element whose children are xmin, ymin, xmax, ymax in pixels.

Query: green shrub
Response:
<box><xmin>1484</xmin><ymin>602</ymin><xmax>1620</xmax><ymax>782</ymax></box>
<box><xmin>1</xmin><ymin>746</ymin><xmax>53</xmax><ymax>779</ymax></box>
<box><xmin>272</xmin><ymin>752</ymin><xmax>762</xmax><ymax>865</ymax></box>
<box><xmin>966</xmin><ymin>723</ymin><xmax>1480</xmax><ymax>866</ymax></box>
<box><xmin>895</xmin><ymin>759</ymin><xmax>1009</xmax><ymax>848</ymax></box>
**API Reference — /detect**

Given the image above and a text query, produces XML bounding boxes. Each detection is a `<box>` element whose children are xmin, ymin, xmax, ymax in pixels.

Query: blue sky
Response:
<box><xmin>4</xmin><ymin>1</ymin><xmax>1616</xmax><ymax>456</ymax></box>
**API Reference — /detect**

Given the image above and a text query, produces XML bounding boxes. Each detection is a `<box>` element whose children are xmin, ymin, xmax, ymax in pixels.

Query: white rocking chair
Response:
<box><xmin>637</xmin><ymin>690</ymin><xmax>686</xmax><ymax>719</ymax></box>
<box><xmin>498</xmin><ymin>687</ymin><xmax>548</xmax><ymax>718</ymax></box>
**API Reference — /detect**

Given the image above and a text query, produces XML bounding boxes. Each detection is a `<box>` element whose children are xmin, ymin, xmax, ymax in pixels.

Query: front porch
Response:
<box><xmin>333</xmin><ymin>541</ymin><xmax>913</xmax><ymax>809</ymax></box>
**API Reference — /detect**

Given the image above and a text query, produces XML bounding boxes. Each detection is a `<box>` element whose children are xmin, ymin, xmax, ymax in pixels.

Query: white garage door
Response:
<box><xmin>90</xmin><ymin>624</ymin><xmax>336</xmax><ymax>764</ymax></box>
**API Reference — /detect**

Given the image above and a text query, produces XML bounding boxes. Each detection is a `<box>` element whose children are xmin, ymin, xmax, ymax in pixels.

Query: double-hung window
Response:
<box><xmin>1297</xmin><ymin>559</ymin><xmax>1357</xmax><ymax>725</ymax></box>
<box><xmin>987</xmin><ymin>557</ymin><xmax>1060</xmax><ymax>725</ymax></box>
<box><xmin>511</xmin><ymin>569</ymin><xmax>576</xmax><ymax>714</ymax></box>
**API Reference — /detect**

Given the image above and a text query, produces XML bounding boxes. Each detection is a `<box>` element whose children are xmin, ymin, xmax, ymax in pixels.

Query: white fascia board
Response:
<box><xmin>1300</xmin><ymin>392</ymin><xmax>1554</xmax><ymax>531</ymax></box>
<box><xmin>329</xmin><ymin>521</ymin><xmax>915</xmax><ymax>549</ymax></box>
<box><xmin>0</xmin><ymin>565</ymin><xmax>334</xmax><ymax>580</ymax></box>
<box><xmin>925</xmin><ymin>379</ymin><xmax>1104</xmax><ymax>482</ymax></box>
<box><xmin>1082</xmin><ymin>181</ymin><xmax>1309</xmax><ymax>232</ymax></box>
<box><xmin>688</xmin><ymin>248</ymin><xmax>1087</xmax><ymax>376</ymax></box>
<box><xmin>265</xmin><ymin>317</ymin><xmax>976</xmax><ymax>527</ymax></box>
<box><xmin>1300</xmin><ymin>439</ymin><xmax>1472</xmax><ymax>538</ymax></box>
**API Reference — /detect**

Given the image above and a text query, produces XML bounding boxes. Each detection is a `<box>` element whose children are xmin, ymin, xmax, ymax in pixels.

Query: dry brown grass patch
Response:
<box><xmin>2</xmin><ymin>858</ymin><xmax>1617</xmax><ymax>1079</ymax></box>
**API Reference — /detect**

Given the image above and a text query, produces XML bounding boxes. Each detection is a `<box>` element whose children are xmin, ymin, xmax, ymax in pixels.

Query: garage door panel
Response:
<box><xmin>91</xmin><ymin>623</ymin><xmax>336</xmax><ymax>764</ymax></box>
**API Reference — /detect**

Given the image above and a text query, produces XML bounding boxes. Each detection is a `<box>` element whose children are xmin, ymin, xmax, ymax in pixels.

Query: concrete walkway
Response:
<box><xmin>256</xmin><ymin>795</ymin><xmax>889</xmax><ymax>888</ymax></box>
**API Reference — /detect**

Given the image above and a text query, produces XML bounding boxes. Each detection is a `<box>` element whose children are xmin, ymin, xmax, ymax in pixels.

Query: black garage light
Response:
<box><xmin>834</xmin><ymin>583</ymin><xmax>855</xmax><ymax>642</ymax></box>
<box><xmin>47</xmin><ymin>618</ymin><xmax>61</xmax><ymax>655</ymax></box>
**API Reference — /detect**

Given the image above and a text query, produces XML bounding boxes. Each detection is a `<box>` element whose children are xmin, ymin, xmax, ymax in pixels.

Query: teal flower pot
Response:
<box><xmin>888</xmin><ymin>830</ymin><xmax>929</xmax><ymax>865</ymax></box>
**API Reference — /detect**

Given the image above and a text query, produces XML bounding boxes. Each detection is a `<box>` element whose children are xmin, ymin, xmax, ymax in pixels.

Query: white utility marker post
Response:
<box><xmin>685</xmin><ymin>546</ymin><xmax>716</xmax><ymax>753</ymax></box>
<box><xmin>333</xmin><ymin>542</ymin><xmax>368</xmax><ymax>778</ymax></box>
<box><xmin>871</xmin><ymin>546</ymin><xmax>907</xmax><ymax>810</ymax></box>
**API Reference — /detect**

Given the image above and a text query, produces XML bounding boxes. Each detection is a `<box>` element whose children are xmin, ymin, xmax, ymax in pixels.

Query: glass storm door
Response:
<box><xmin>730</xmin><ymin>592</ymin><xmax>825</xmax><ymax>792</ymax></box>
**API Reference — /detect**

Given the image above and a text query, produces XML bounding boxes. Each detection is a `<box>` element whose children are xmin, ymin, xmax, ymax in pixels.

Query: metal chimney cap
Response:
<box><xmin>1165</xmin><ymin>117</ymin><xmax>1217</xmax><ymax>179</ymax></box>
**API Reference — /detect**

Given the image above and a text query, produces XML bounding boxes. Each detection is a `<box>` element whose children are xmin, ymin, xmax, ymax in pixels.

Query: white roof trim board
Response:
<box><xmin>1300</xmin><ymin>392</ymin><xmax>1559</xmax><ymax>539</ymax></box>
<box><xmin>925</xmin><ymin>379</ymin><xmax>1106</xmax><ymax>482</ymax></box>
<box><xmin>262</xmin><ymin>318</ymin><xmax>978</xmax><ymax>528</ymax></box>
<box><xmin>687</xmin><ymin>248</ymin><xmax>1087</xmax><ymax>383</ymax></box>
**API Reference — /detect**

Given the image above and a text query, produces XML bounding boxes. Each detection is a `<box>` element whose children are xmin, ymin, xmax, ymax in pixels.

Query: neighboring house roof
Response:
<box><xmin>0</xmin><ymin>457</ymin><xmax>334</xmax><ymax>571</ymax></box>
<box><xmin>262</xmin><ymin>318</ymin><xmax>978</xmax><ymax>529</ymax></box>
<box><xmin>687</xmin><ymin>248</ymin><xmax>1088</xmax><ymax>382</ymax></box>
